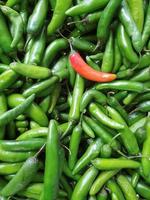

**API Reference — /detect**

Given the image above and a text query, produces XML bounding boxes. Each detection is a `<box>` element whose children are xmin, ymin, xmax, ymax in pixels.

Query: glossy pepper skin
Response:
<box><xmin>0</xmin><ymin>11</ymin><xmax>13</xmax><ymax>53</ymax></box>
<box><xmin>71</xmin><ymin>166</ymin><xmax>98</xmax><ymax>200</ymax></box>
<box><xmin>47</xmin><ymin>0</ymin><xmax>72</xmax><ymax>36</ymax></box>
<box><xmin>27</xmin><ymin>0</ymin><xmax>48</xmax><ymax>35</ymax></box>
<box><xmin>0</xmin><ymin>157</ymin><xmax>39</xmax><ymax>197</ymax></box>
<box><xmin>42</xmin><ymin>120</ymin><xmax>60</xmax><ymax>200</ymax></box>
<box><xmin>97</xmin><ymin>0</ymin><xmax>122</xmax><ymax>42</ymax></box>
<box><xmin>0</xmin><ymin>5</ymin><xmax>24</xmax><ymax>49</ymax></box>
<box><xmin>66</xmin><ymin>0</ymin><xmax>109</xmax><ymax>16</ymax></box>
<box><xmin>119</xmin><ymin>0</ymin><xmax>143</xmax><ymax>52</ymax></box>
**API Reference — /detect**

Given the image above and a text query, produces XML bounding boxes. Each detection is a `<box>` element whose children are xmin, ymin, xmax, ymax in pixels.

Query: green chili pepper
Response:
<box><xmin>86</xmin><ymin>56</ymin><xmax>101</xmax><ymax>71</ymax></box>
<box><xmin>82</xmin><ymin>119</ymin><xmax>95</xmax><ymax>138</ymax></box>
<box><xmin>49</xmin><ymin>0</ymin><xmax>56</xmax><ymax>10</ymax></box>
<box><xmin>60</xmin><ymin>113</ymin><xmax>69</xmax><ymax>121</ymax></box>
<box><xmin>0</xmin><ymin>147</ymin><xmax>35</xmax><ymax>162</ymax></box>
<box><xmin>130</xmin><ymin>117</ymin><xmax>147</xmax><ymax>133</ymax></box>
<box><xmin>131</xmin><ymin>172</ymin><xmax>140</xmax><ymax>188</ymax></box>
<box><xmin>83</xmin><ymin>11</ymin><xmax>102</xmax><ymax>24</ymax></box>
<box><xmin>23</xmin><ymin>43</ymin><xmax>34</xmax><ymax>65</ymax></box>
<box><xmin>131</xmin><ymin>67</ymin><xmax>150</xmax><ymax>82</ymax></box>
<box><xmin>63</xmin><ymin>156</ymin><xmax>81</xmax><ymax>181</ymax></box>
<box><xmin>135</xmin><ymin>127</ymin><xmax>146</xmax><ymax>145</ymax></box>
<box><xmin>0</xmin><ymin>156</ymin><xmax>39</xmax><ymax>197</ymax></box>
<box><xmin>68</xmin><ymin>123</ymin><xmax>82</xmax><ymax>170</ymax></box>
<box><xmin>107</xmin><ymin>95</ymin><xmax>128</xmax><ymax>122</ymax></box>
<box><xmin>89</xmin><ymin>53</ymin><xmax>103</xmax><ymax>62</ymax></box>
<box><xmin>47</xmin><ymin>0</ymin><xmax>72</xmax><ymax>35</ymax></box>
<box><xmin>128</xmin><ymin>111</ymin><xmax>146</xmax><ymax>126</ymax></box>
<box><xmin>52</xmin><ymin>56</ymin><xmax>68</xmax><ymax>73</ymax></box>
<box><xmin>80</xmin><ymin>89</ymin><xmax>106</xmax><ymax>112</ymax></box>
<box><xmin>142</xmin><ymin>1</ymin><xmax>150</xmax><ymax>47</ymax></box>
<box><xmin>101</xmin><ymin>32</ymin><xmax>114</xmax><ymax>72</ymax></box>
<box><xmin>117</xmin><ymin>175</ymin><xmax>137</xmax><ymax>200</ymax></box>
<box><xmin>53</xmin><ymin>67</ymin><xmax>69</xmax><ymax>81</ymax></box>
<box><xmin>72</xmin><ymin>138</ymin><xmax>103</xmax><ymax>175</ymax></box>
<box><xmin>117</xmin><ymin>68</ymin><xmax>133</xmax><ymax>79</ymax></box>
<box><xmin>136</xmin><ymin>92</ymin><xmax>150</xmax><ymax>103</ymax></box>
<box><xmin>100</xmin><ymin>144</ymin><xmax>112</xmax><ymax>158</ymax></box>
<box><xmin>40</xmin><ymin>95</ymin><xmax>51</xmax><ymax>113</ymax></box>
<box><xmin>42</xmin><ymin>120</ymin><xmax>60</xmax><ymax>200</ymax></box>
<box><xmin>0</xmin><ymin>64</ymin><xmax>9</xmax><ymax>73</ymax></box>
<box><xmin>36</xmin><ymin>84</ymin><xmax>55</xmax><ymax>98</ymax></box>
<box><xmin>107</xmin><ymin>180</ymin><xmax>125</xmax><ymax>200</ymax></box>
<box><xmin>23</xmin><ymin>76</ymin><xmax>59</xmax><ymax>97</ymax></box>
<box><xmin>96</xmin><ymin>80</ymin><xmax>148</xmax><ymax>92</ymax></box>
<box><xmin>97</xmin><ymin>189</ymin><xmax>108</xmax><ymax>200</ymax></box>
<box><xmin>113</xmin><ymin>38</ymin><xmax>122</xmax><ymax>73</ymax></box>
<box><xmin>84</xmin><ymin>116</ymin><xmax>120</xmax><ymax>150</ymax></box>
<box><xmin>142</xmin><ymin>117</ymin><xmax>150</xmax><ymax>177</ymax></box>
<box><xmin>70</xmin><ymin>37</ymin><xmax>97</xmax><ymax>53</ymax></box>
<box><xmin>0</xmin><ymin>69</ymin><xmax>18</xmax><ymax>91</ymax></box>
<box><xmin>119</xmin><ymin>0</ymin><xmax>143</xmax><ymax>52</ymax></box>
<box><xmin>17</xmin><ymin>128</ymin><xmax>48</xmax><ymax>140</ymax></box>
<box><xmin>136</xmin><ymin>101</ymin><xmax>150</xmax><ymax>112</ymax></box>
<box><xmin>89</xmin><ymin>103</ymin><xmax>124</xmax><ymax>130</ymax></box>
<box><xmin>8</xmin><ymin>94</ymin><xmax>48</xmax><ymax>127</ymax></box>
<box><xmin>48</xmin><ymin>83</ymin><xmax>61</xmax><ymax>113</ymax></box>
<box><xmin>136</xmin><ymin>53</ymin><xmax>150</xmax><ymax>69</ymax></box>
<box><xmin>62</xmin><ymin>74</ymin><xmax>84</xmax><ymax>138</ymax></box>
<box><xmin>42</xmin><ymin>38</ymin><xmax>68</xmax><ymax>67</ymax></box>
<box><xmin>123</xmin><ymin>92</ymin><xmax>138</xmax><ymax>105</ymax></box>
<box><xmin>27</xmin><ymin>0</ymin><xmax>48</xmax><ymax>35</ymax></box>
<box><xmin>10</xmin><ymin>62</ymin><xmax>51</xmax><ymax>79</ymax></box>
<box><xmin>18</xmin><ymin>183</ymin><xmax>43</xmax><ymax>199</ymax></box>
<box><xmin>30</xmin><ymin>121</ymin><xmax>41</xmax><ymax>129</ymax></box>
<box><xmin>28</xmin><ymin>28</ymin><xmax>46</xmax><ymax>65</ymax></box>
<box><xmin>16</xmin><ymin>120</ymin><xmax>28</xmax><ymax>128</ymax></box>
<box><xmin>0</xmin><ymin>5</ymin><xmax>24</xmax><ymax>49</ymax></box>
<box><xmin>127</xmin><ymin>0</ymin><xmax>144</xmax><ymax>32</ymax></box>
<box><xmin>74</xmin><ymin>16</ymin><xmax>86</xmax><ymax>33</ymax></box>
<box><xmin>117</xmin><ymin>24</ymin><xmax>139</xmax><ymax>63</ymax></box>
<box><xmin>67</xmin><ymin>55</ymin><xmax>76</xmax><ymax>88</ymax></box>
<box><xmin>71</xmin><ymin>166</ymin><xmax>98</xmax><ymax>200</ymax></box>
<box><xmin>92</xmin><ymin>158</ymin><xmax>140</xmax><ymax>170</ymax></box>
<box><xmin>0</xmin><ymin>10</ymin><xmax>13</xmax><ymax>53</ymax></box>
<box><xmin>0</xmin><ymin>93</ymin><xmax>7</xmax><ymax>140</ymax></box>
<box><xmin>90</xmin><ymin>170</ymin><xmax>120</xmax><ymax>195</ymax></box>
<box><xmin>0</xmin><ymin>162</ymin><xmax>23</xmax><ymax>175</ymax></box>
<box><xmin>66</xmin><ymin>0</ymin><xmax>109</xmax><ymax>16</ymax></box>
<box><xmin>10</xmin><ymin>80</ymin><xmax>23</xmax><ymax>89</ymax></box>
<box><xmin>97</xmin><ymin>0</ymin><xmax>122</xmax><ymax>42</ymax></box>
<box><xmin>0</xmin><ymin>94</ymin><xmax>34</xmax><ymax>127</ymax></box>
<box><xmin>107</xmin><ymin>106</ymin><xmax>139</xmax><ymax>154</ymax></box>
<box><xmin>20</xmin><ymin>0</ymin><xmax>28</xmax><ymax>31</ymax></box>
<box><xmin>0</xmin><ymin>138</ymin><xmax>45</xmax><ymax>152</ymax></box>
<box><xmin>136</xmin><ymin>181</ymin><xmax>150</xmax><ymax>199</ymax></box>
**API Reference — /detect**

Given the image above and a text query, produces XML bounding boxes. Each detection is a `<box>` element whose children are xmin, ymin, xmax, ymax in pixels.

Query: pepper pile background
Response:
<box><xmin>0</xmin><ymin>0</ymin><xmax>150</xmax><ymax>199</ymax></box>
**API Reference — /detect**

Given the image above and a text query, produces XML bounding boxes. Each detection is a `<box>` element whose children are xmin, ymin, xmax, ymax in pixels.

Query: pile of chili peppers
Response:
<box><xmin>0</xmin><ymin>0</ymin><xmax>150</xmax><ymax>199</ymax></box>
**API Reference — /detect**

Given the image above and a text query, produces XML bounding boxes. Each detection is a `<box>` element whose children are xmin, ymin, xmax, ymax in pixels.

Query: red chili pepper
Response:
<box><xmin>70</xmin><ymin>51</ymin><xmax>117</xmax><ymax>82</ymax></box>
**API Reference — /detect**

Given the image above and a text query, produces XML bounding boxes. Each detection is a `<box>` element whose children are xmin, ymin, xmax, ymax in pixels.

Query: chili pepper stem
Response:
<box><xmin>61</xmin><ymin>143</ymin><xmax>71</xmax><ymax>155</ymax></box>
<box><xmin>24</xmin><ymin>34</ymin><xmax>32</xmax><ymax>51</ymax></box>
<box><xmin>34</xmin><ymin>143</ymin><xmax>46</xmax><ymax>158</ymax></box>
<box><xmin>67</xmin><ymin>20</ymin><xmax>84</xmax><ymax>26</ymax></box>
<box><xmin>61</xmin><ymin>121</ymin><xmax>74</xmax><ymax>139</ymax></box>
<box><xmin>93</xmin><ymin>40</ymin><xmax>101</xmax><ymax>52</ymax></box>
